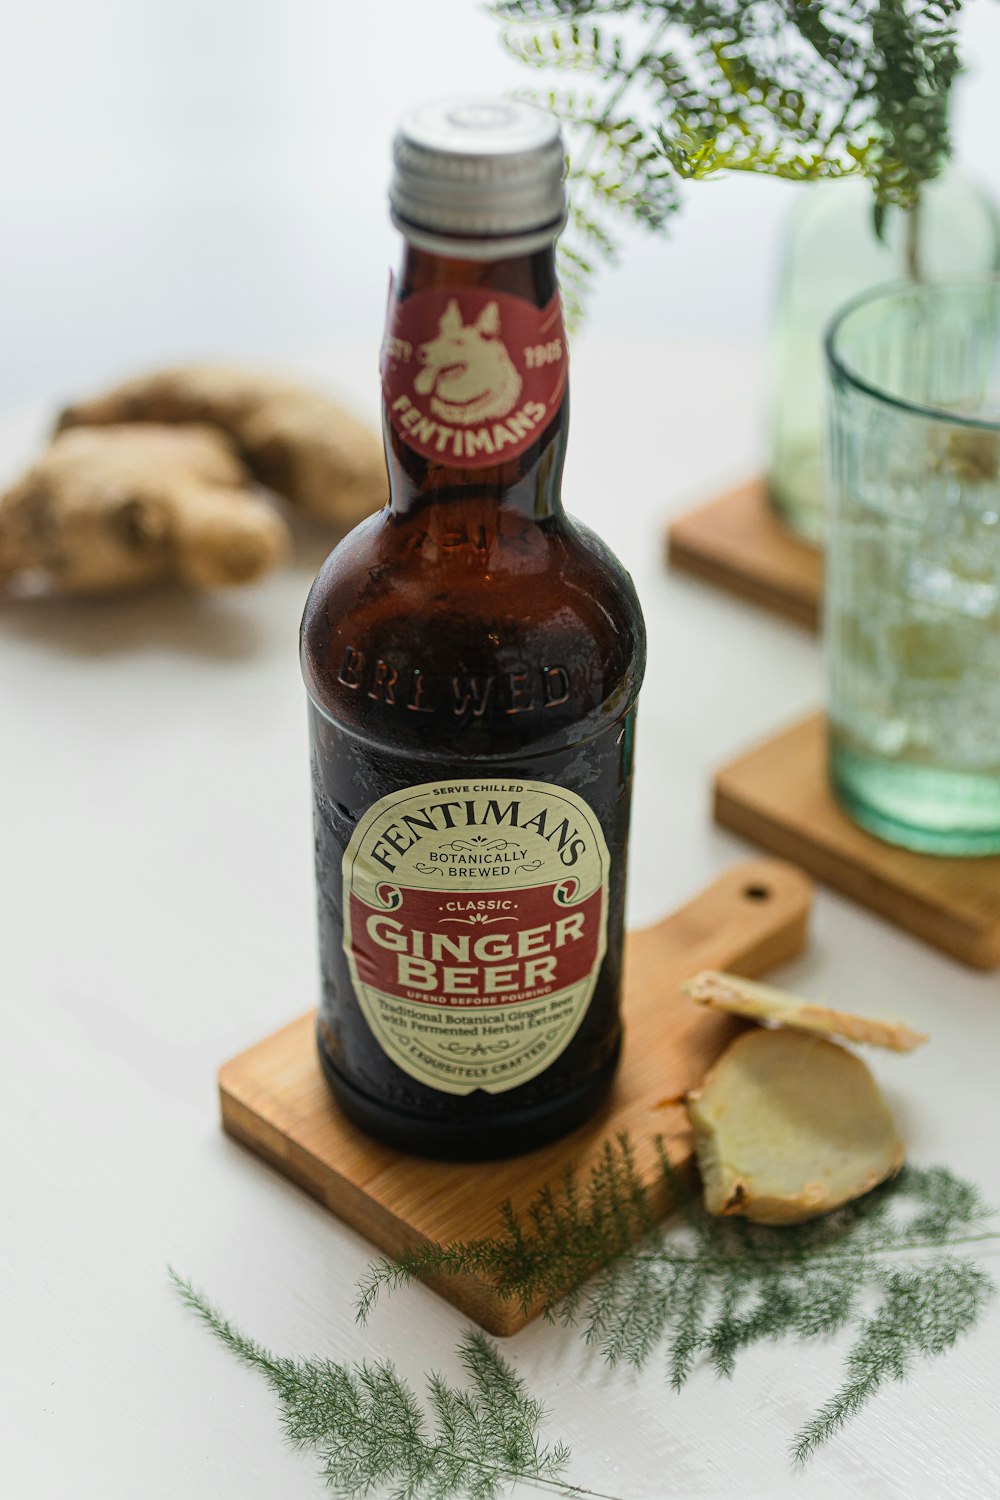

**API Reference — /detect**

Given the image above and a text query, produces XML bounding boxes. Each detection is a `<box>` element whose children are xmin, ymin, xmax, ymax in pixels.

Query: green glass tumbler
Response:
<box><xmin>770</xmin><ymin>173</ymin><xmax>1000</xmax><ymax>545</ymax></box>
<box><xmin>826</xmin><ymin>280</ymin><xmax>1000</xmax><ymax>856</ymax></box>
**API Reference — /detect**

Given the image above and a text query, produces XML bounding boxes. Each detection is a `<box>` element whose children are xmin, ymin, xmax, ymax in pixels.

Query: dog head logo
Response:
<box><xmin>413</xmin><ymin>299</ymin><xmax>523</xmax><ymax>425</ymax></box>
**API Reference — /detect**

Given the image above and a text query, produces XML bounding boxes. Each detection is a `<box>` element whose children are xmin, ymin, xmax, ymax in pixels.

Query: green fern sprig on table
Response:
<box><xmin>356</xmin><ymin>1135</ymin><xmax>656</xmax><ymax>1326</ymax></box>
<box><xmin>357</xmin><ymin>1139</ymin><xmax>999</xmax><ymax>1463</ymax></box>
<box><xmin>171</xmin><ymin>1270</ymin><xmax>629</xmax><ymax>1500</ymax></box>
<box><xmin>492</xmin><ymin>0</ymin><xmax>965</xmax><ymax>319</ymax></box>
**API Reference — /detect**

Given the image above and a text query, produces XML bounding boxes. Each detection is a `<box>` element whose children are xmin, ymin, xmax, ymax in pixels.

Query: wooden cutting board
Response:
<box><xmin>219</xmin><ymin>858</ymin><xmax>812</xmax><ymax>1334</ymax></box>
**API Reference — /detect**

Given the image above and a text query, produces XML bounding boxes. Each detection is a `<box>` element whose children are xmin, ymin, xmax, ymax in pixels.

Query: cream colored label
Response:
<box><xmin>342</xmin><ymin>778</ymin><xmax>610</xmax><ymax>1095</ymax></box>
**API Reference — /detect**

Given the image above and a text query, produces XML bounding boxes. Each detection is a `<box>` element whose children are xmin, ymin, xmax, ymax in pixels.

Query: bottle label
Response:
<box><xmin>380</xmin><ymin>285</ymin><xmax>568</xmax><ymax>468</ymax></box>
<box><xmin>341</xmin><ymin>778</ymin><xmax>609</xmax><ymax>1095</ymax></box>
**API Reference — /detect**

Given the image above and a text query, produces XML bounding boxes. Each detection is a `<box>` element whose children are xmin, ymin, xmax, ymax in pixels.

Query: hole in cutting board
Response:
<box><xmin>743</xmin><ymin>883</ymin><xmax>772</xmax><ymax>902</ymax></box>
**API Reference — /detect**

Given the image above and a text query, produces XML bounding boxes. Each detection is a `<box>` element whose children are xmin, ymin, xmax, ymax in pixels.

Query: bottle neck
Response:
<box><xmin>380</xmin><ymin>239</ymin><xmax>568</xmax><ymax>522</ymax></box>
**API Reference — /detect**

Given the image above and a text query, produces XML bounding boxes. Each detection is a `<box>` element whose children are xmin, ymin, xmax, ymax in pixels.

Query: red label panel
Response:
<box><xmin>380</xmin><ymin>285</ymin><xmax>567</xmax><ymax>467</ymax></box>
<box><xmin>349</xmin><ymin>883</ymin><xmax>601</xmax><ymax>1008</ymax></box>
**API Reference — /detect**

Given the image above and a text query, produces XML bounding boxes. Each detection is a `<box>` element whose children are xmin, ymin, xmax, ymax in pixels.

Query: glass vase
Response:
<box><xmin>825</xmin><ymin>278</ymin><xmax>1000</xmax><ymax>856</ymax></box>
<box><xmin>769</xmin><ymin>172</ymin><xmax>1000</xmax><ymax>545</ymax></box>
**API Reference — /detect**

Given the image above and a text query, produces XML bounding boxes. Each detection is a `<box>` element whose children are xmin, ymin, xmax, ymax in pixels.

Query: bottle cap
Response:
<box><xmin>390</xmin><ymin>96</ymin><xmax>567</xmax><ymax>257</ymax></box>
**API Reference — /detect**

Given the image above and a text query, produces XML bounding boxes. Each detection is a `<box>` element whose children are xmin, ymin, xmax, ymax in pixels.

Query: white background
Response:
<box><xmin>3</xmin><ymin>5</ymin><xmax>1000</xmax><ymax>1500</ymax></box>
<box><xmin>2</xmin><ymin>0</ymin><xmax>1000</xmax><ymax>406</ymax></box>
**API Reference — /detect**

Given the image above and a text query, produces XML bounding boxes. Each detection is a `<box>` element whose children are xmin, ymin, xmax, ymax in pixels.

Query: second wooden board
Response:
<box><xmin>666</xmin><ymin>476</ymin><xmax>823</xmax><ymax>629</ymax></box>
<box><xmin>715</xmin><ymin>713</ymin><xmax>1000</xmax><ymax>969</ymax></box>
<box><xmin>219</xmin><ymin>858</ymin><xmax>812</xmax><ymax>1334</ymax></box>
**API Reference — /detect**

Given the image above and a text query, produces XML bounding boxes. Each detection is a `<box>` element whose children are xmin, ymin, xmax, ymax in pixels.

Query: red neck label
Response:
<box><xmin>380</xmin><ymin>285</ymin><xmax>567</xmax><ymax>467</ymax></box>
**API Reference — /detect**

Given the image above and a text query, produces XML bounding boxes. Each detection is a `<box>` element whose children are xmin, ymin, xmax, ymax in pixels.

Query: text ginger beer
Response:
<box><xmin>300</xmin><ymin>98</ymin><xmax>646</xmax><ymax>1158</ymax></box>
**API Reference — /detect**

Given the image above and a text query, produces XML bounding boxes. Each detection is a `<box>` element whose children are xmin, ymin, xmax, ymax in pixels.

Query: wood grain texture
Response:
<box><xmin>715</xmin><ymin>713</ymin><xmax>1000</xmax><ymax>969</ymax></box>
<box><xmin>219</xmin><ymin>858</ymin><xmax>812</xmax><ymax>1334</ymax></box>
<box><xmin>666</xmin><ymin>476</ymin><xmax>823</xmax><ymax>629</ymax></box>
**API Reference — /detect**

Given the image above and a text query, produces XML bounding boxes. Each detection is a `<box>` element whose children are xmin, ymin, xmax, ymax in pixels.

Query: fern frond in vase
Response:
<box><xmin>492</xmin><ymin>0</ymin><xmax>964</xmax><ymax>320</ymax></box>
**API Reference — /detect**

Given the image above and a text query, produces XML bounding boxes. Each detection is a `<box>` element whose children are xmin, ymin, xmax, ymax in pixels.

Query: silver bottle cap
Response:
<box><xmin>390</xmin><ymin>96</ymin><xmax>567</xmax><ymax>259</ymax></box>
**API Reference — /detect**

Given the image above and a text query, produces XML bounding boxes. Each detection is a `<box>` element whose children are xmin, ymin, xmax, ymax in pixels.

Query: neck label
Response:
<box><xmin>380</xmin><ymin>285</ymin><xmax>567</xmax><ymax>467</ymax></box>
<box><xmin>342</xmin><ymin>777</ymin><xmax>609</xmax><ymax>1095</ymax></box>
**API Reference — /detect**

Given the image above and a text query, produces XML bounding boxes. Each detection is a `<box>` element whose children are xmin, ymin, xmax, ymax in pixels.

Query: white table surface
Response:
<box><xmin>3</xmin><ymin>340</ymin><xmax>999</xmax><ymax>1500</ymax></box>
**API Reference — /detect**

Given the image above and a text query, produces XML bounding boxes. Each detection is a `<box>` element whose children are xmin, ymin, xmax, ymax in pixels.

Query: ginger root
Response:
<box><xmin>684</xmin><ymin>970</ymin><xmax>928</xmax><ymax>1053</ymax></box>
<box><xmin>0</xmin><ymin>424</ymin><xmax>291</xmax><ymax>594</ymax></box>
<box><xmin>686</xmin><ymin>1029</ymin><xmax>903</xmax><ymax>1226</ymax></box>
<box><xmin>57</xmin><ymin>363</ymin><xmax>387</xmax><ymax>529</ymax></box>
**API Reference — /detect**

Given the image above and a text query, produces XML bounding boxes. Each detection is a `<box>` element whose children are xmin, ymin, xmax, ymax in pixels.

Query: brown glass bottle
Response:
<box><xmin>300</xmin><ymin>99</ymin><xmax>645</xmax><ymax>1159</ymax></box>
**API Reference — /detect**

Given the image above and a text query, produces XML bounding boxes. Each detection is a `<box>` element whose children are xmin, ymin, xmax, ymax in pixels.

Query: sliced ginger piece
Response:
<box><xmin>684</xmin><ymin>970</ymin><xmax>928</xmax><ymax>1053</ymax></box>
<box><xmin>0</xmin><ymin>424</ymin><xmax>291</xmax><ymax>595</ymax></box>
<box><xmin>56</xmin><ymin>363</ymin><xmax>387</xmax><ymax>530</ymax></box>
<box><xmin>686</xmin><ymin>1029</ymin><xmax>903</xmax><ymax>1225</ymax></box>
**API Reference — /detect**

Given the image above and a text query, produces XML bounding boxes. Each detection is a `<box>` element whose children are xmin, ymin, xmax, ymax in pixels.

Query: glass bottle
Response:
<box><xmin>300</xmin><ymin>98</ymin><xmax>646</xmax><ymax>1160</ymax></box>
<box><xmin>769</xmin><ymin>170</ymin><xmax>1000</xmax><ymax>544</ymax></box>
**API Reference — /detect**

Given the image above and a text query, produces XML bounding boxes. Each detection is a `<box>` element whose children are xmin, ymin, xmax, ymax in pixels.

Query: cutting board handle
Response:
<box><xmin>625</xmin><ymin>858</ymin><xmax>813</xmax><ymax>1005</ymax></box>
